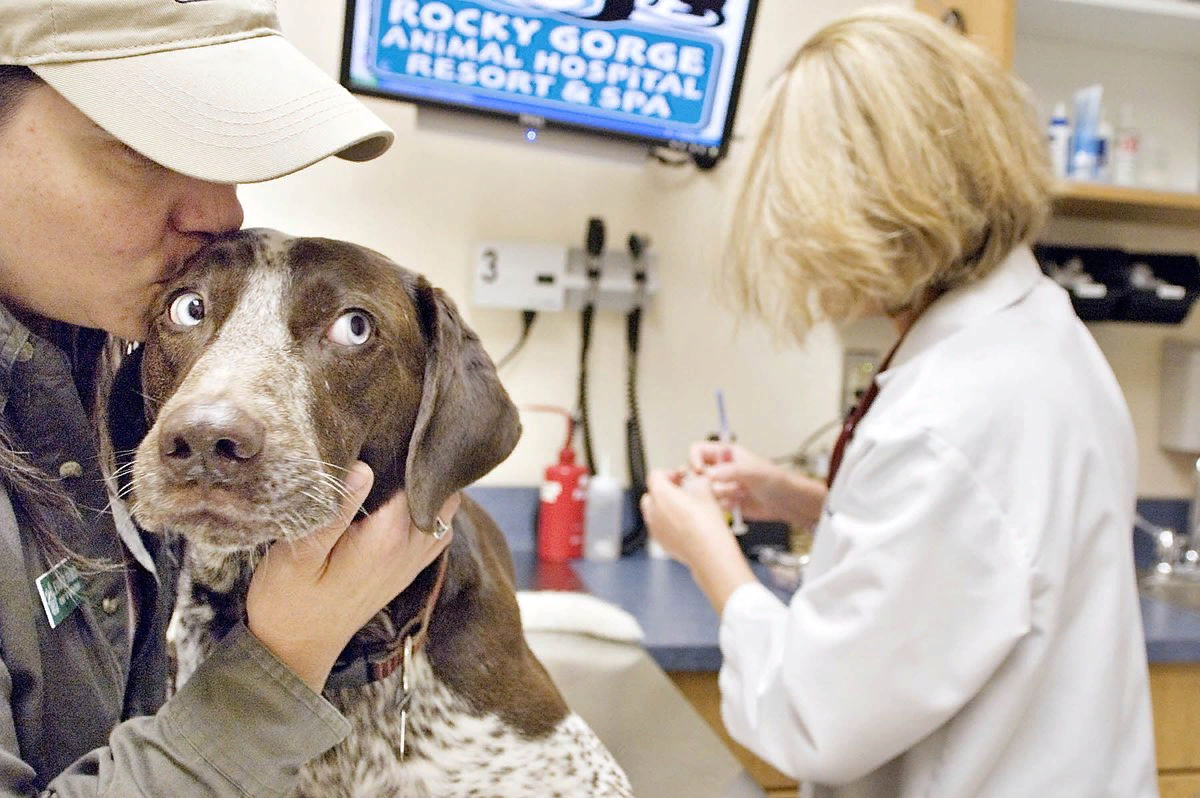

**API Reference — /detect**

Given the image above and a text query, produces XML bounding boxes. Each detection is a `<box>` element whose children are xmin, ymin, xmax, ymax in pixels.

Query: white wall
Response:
<box><xmin>242</xmin><ymin>0</ymin><xmax>1200</xmax><ymax>501</ymax></box>
<box><xmin>241</xmin><ymin>0</ymin><xmax>884</xmax><ymax>487</ymax></box>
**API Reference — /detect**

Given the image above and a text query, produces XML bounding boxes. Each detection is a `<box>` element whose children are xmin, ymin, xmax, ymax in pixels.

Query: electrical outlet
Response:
<box><xmin>841</xmin><ymin>348</ymin><xmax>881</xmax><ymax>417</ymax></box>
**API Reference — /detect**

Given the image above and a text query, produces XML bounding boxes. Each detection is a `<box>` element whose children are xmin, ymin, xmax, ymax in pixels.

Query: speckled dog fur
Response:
<box><xmin>118</xmin><ymin>229</ymin><xmax>633</xmax><ymax>797</ymax></box>
<box><xmin>305</xmin><ymin>655</ymin><xmax>631</xmax><ymax>798</ymax></box>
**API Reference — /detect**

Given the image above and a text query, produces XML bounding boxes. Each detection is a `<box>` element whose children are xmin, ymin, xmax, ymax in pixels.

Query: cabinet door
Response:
<box><xmin>668</xmin><ymin>670</ymin><xmax>798</xmax><ymax>793</ymax></box>
<box><xmin>913</xmin><ymin>0</ymin><xmax>1016</xmax><ymax>68</ymax></box>
<box><xmin>1160</xmin><ymin>771</ymin><xmax>1200</xmax><ymax>798</ymax></box>
<box><xmin>1152</xmin><ymin>664</ymin><xmax>1200</xmax><ymax>770</ymax></box>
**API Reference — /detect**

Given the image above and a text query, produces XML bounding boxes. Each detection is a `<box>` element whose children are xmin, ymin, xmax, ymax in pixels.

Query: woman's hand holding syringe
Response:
<box><xmin>688</xmin><ymin>435</ymin><xmax>829</xmax><ymax>533</ymax></box>
<box><xmin>715</xmin><ymin>390</ymin><xmax>749</xmax><ymax>535</ymax></box>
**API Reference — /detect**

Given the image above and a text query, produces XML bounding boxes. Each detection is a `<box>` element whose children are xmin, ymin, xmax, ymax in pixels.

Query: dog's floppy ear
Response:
<box><xmin>405</xmin><ymin>278</ymin><xmax>521</xmax><ymax>531</ymax></box>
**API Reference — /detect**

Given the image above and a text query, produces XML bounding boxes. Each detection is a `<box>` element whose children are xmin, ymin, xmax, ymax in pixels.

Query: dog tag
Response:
<box><xmin>399</xmin><ymin>636</ymin><xmax>414</xmax><ymax>760</ymax></box>
<box><xmin>394</xmin><ymin>685</ymin><xmax>413</xmax><ymax>757</ymax></box>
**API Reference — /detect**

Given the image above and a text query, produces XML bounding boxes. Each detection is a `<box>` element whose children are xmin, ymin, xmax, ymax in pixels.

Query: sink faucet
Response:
<box><xmin>1137</xmin><ymin>513</ymin><xmax>1200</xmax><ymax>582</ymax></box>
<box><xmin>1190</xmin><ymin>454</ymin><xmax>1200</xmax><ymax>555</ymax></box>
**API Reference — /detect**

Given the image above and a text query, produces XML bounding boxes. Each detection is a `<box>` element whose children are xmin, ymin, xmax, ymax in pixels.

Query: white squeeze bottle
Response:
<box><xmin>584</xmin><ymin>457</ymin><xmax>623</xmax><ymax>562</ymax></box>
<box><xmin>1113</xmin><ymin>103</ymin><xmax>1140</xmax><ymax>187</ymax></box>
<box><xmin>1048</xmin><ymin>101</ymin><xmax>1071</xmax><ymax>180</ymax></box>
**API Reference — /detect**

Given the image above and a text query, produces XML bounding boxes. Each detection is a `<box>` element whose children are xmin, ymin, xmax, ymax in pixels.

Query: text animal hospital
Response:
<box><xmin>371</xmin><ymin>0</ymin><xmax>719</xmax><ymax>125</ymax></box>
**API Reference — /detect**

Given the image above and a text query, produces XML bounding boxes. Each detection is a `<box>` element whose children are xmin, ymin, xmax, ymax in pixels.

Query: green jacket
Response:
<box><xmin>0</xmin><ymin>308</ymin><xmax>349</xmax><ymax>796</ymax></box>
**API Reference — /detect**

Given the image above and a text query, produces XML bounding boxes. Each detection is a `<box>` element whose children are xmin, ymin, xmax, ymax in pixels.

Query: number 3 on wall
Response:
<box><xmin>480</xmin><ymin>248</ymin><xmax>499</xmax><ymax>283</ymax></box>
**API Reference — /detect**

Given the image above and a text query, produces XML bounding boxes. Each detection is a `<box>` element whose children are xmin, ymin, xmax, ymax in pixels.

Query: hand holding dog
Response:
<box><xmin>690</xmin><ymin>441</ymin><xmax>827</xmax><ymax>530</ymax></box>
<box><xmin>641</xmin><ymin>469</ymin><xmax>755</xmax><ymax>614</ymax></box>
<box><xmin>246</xmin><ymin>461</ymin><xmax>458</xmax><ymax>692</ymax></box>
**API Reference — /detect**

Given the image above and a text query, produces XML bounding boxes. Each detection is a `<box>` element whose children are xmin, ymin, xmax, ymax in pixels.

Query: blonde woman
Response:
<box><xmin>642</xmin><ymin>8</ymin><xmax>1157</xmax><ymax>796</ymax></box>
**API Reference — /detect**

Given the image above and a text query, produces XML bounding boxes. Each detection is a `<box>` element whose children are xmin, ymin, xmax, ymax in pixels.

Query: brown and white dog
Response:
<box><xmin>109</xmin><ymin>229</ymin><xmax>633</xmax><ymax>797</ymax></box>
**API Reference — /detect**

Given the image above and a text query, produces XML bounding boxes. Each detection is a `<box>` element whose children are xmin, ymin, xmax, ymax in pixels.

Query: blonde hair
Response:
<box><xmin>724</xmin><ymin>6</ymin><xmax>1053</xmax><ymax>343</ymax></box>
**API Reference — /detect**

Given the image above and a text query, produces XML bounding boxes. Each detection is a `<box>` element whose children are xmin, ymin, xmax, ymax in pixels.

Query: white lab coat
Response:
<box><xmin>718</xmin><ymin>246</ymin><xmax>1158</xmax><ymax>797</ymax></box>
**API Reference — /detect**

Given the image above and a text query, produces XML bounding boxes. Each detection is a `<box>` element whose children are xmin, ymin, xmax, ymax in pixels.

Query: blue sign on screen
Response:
<box><xmin>368</xmin><ymin>0</ymin><xmax>722</xmax><ymax>131</ymax></box>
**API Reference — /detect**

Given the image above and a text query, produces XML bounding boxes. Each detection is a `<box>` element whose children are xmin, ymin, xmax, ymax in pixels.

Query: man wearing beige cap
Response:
<box><xmin>0</xmin><ymin>1</ymin><xmax>457</xmax><ymax>795</ymax></box>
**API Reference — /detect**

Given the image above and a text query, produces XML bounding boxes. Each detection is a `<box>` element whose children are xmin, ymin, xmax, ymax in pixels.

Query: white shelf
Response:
<box><xmin>1018</xmin><ymin>0</ymin><xmax>1200</xmax><ymax>56</ymax></box>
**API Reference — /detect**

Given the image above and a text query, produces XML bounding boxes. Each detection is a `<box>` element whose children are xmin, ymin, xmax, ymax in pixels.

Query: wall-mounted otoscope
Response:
<box><xmin>576</xmin><ymin>217</ymin><xmax>605</xmax><ymax>475</ymax></box>
<box><xmin>585</xmin><ymin>218</ymin><xmax>605</xmax><ymax>286</ymax></box>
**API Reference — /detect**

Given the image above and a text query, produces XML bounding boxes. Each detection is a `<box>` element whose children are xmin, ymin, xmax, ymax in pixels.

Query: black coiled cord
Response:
<box><xmin>622</xmin><ymin>234</ymin><xmax>650</xmax><ymax>554</ymax></box>
<box><xmin>577</xmin><ymin>301</ymin><xmax>597</xmax><ymax>475</ymax></box>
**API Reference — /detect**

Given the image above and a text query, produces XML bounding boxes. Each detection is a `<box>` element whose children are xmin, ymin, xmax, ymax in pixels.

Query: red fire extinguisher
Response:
<box><xmin>528</xmin><ymin>407</ymin><xmax>588</xmax><ymax>562</ymax></box>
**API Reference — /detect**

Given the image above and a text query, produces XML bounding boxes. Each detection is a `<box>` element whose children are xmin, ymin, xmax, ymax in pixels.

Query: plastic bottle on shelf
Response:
<box><xmin>1047</xmin><ymin>101</ymin><xmax>1071</xmax><ymax>180</ymax></box>
<box><xmin>1095</xmin><ymin>116</ymin><xmax>1113</xmax><ymax>182</ymax></box>
<box><xmin>1113</xmin><ymin>103</ymin><xmax>1141</xmax><ymax>188</ymax></box>
<box><xmin>1068</xmin><ymin>85</ymin><xmax>1103</xmax><ymax>181</ymax></box>
<box><xmin>584</xmin><ymin>457</ymin><xmax>623</xmax><ymax>562</ymax></box>
<box><xmin>1141</xmin><ymin>135</ymin><xmax>1170</xmax><ymax>190</ymax></box>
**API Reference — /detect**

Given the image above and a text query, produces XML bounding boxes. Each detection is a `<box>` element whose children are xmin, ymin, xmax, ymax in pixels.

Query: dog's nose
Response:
<box><xmin>157</xmin><ymin>401</ymin><xmax>266</xmax><ymax>482</ymax></box>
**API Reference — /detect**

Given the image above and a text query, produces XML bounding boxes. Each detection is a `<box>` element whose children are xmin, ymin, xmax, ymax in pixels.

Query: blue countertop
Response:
<box><xmin>510</xmin><ymin>551</ymin><xmax>1200</xmax><ymax>670</ymax></box>
<box><xmin>1140</xmin><ymin>596</ymin><xmax>1200</xmax><ymax>663</ymax></box>
<box><xmin>475</xmin><ymin>487</ymin><xmax>1200</xmax><ymax>670</ymax></box>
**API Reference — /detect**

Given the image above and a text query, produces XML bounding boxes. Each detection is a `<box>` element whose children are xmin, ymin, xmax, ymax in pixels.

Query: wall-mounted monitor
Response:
<box><xmin>340</xmin><ymin>0</ymin><xmax>760</xmax><ymax>167</ymax></box>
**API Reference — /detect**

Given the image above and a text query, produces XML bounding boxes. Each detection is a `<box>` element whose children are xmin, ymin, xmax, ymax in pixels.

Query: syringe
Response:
<box><xmin>715</xmin><ymin>389</ymin><xmax>749</xmax><ymax>535</ymax></box>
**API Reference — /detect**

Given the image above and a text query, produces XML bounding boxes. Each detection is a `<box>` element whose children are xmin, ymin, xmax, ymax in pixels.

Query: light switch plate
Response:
<box><xmin>841</xmin><ymin>348</ymin><xmax>881</xmax><ymax>418</ymax></box>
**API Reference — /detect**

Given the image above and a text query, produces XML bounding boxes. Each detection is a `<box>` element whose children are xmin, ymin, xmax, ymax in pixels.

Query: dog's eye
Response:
<box><xmin>168</xmin><ymin>292</ymin><xmax>206</xmax><ymax>327</ymax></box>
<box><xmin>328</xmin><ymin>311</ymin><xmax>373</xmax><ymax>347</ymax></box>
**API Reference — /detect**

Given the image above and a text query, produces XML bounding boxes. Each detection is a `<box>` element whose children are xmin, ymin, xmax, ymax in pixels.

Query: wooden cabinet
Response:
<box><xmin>913</xmin><ymin>0</ymin><xmax>1015</xmax><ymax>68</ymax></box>
<box><xmin>667</xmin><ymin>670</ymin><xmax>798</xmax><ymax>795</ymax></box>
<box><xmin>1152</xmin><ymin>663</ymin><xmax>1200</xmax><ymax>771</ymax></box>
<box><xmin>673</xmin><ymin>663</ymin><xmax>1200</xmax><ymax>794</ymax></box>
<box><xmin>1160</xmin><ymin>772</ymin><xmax>1200</xmax><ymax>798</ymax></box>
<box><xmin>1153</xmin><ymin>663</ymin><xmax>1200</xmax><ymax>792</ymax></box>
<box><xmin>914</xmin><ymin>0</ymin><xmax>1200</xmax><ymax>226</ymax></box>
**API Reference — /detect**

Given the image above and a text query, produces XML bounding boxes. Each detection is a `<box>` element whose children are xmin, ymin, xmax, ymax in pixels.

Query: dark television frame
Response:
<box><xmin>338</xmin><ymin>0</ymin><xmax>761</xmax><ymax>169</ymax></box>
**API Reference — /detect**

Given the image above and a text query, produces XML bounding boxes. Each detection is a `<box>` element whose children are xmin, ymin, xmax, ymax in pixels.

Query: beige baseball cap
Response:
<box><xmin>0</xmin><ymin>0</ymin><xmax>395</xmax><ymax>183</ymax></box>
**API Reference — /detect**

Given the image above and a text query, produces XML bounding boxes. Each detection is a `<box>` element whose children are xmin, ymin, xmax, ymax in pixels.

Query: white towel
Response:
<box><xmin>517</xmin><ymin>590</ymin><xmax>645</xmax><ymax>645</ymax></box>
